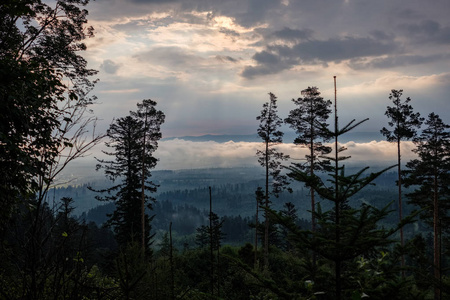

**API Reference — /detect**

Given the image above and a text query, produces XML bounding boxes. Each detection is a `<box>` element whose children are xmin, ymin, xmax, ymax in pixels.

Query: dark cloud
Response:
<box><xmin>348</xmin><ymin>54</ymin><xmax>449</xmax><ymax>70</ymax></box>
<box><xmin>100</xmin><ymin>59</ymin><xmax>120</xmax><ymax>74</ymax></box>
<box><xmin>94</xmin><ymin>0</ymin><xmax>283</xmax><ymax>28</ymax></box>
<box><xmin>399</xmin><ymin>20</ymin><xmax>450</xmax><ymax>44</ymax></box>
<box><xmin>369</xmin><ymin>30</ymin><xmax>394</xmax><ymax>41</ymax></box>
<box><xmin>292</xmin><ymin>37</ymin><xmax>398</xmax><ymax>62</ymax></box>
<box><xmin>242</xmin><ymin>36</ymin><xmax>398</xmax><ymax>78</ymax></box>
<box><xmin>241</xmin><ymin>50</ymin><xmax>297</xmax><ymax>79</ymax></box>
<box><xmin>219</xmin><ymin>27</ymin><xmax>240</xmax><ymax>37</ymax></box>
<box><xmin>215</xmin><ymin>55</ymin><xmax>238</xmax><ymax>63</ymax></box>
<box><xmin>270</xmin><ymin>27</ymin><xmax>314</xmax><ymax>41</ymax></box>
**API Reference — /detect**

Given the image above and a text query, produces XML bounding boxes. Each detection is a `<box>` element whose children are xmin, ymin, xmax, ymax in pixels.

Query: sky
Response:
<box><xmin>65</xmin><ymin>0</ymin><xmax>450</xmax><ymax>175</ymax></box>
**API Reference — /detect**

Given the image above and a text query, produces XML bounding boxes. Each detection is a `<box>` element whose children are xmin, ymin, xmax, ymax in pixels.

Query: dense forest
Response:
<box><xmin>1</xmin><ymin>1</ymin><xmax>450</xmax><ymax>300</ymax></box>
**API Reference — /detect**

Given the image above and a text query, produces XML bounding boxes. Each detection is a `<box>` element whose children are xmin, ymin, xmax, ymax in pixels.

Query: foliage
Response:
<box><xmin>0</xmin><ymin>0</ymin><xmax>98</xmax><ymax>229</ymax></box>
<box><xmin>285</xmin><ymin>86</ymin><xmax>332</xmax><ymax>232</ymax></box>
<box><xmin>256</xmin><ymin>92</ymin><xmax>290</xmax><ymax>267</ymax></box>
<box><xmin>403</xmin><ymin>113</ymin><xmax>450</xmax><ymax>299</ymax></box>
<box><xmin>404</xmin><ymin>113</ymin><xmax>450</xmax><ymax>230</ymax></box>
<box><xmin>94</xmin><ymin>100</ymin><xmax>164</xmax><ymax>249</ymax></box>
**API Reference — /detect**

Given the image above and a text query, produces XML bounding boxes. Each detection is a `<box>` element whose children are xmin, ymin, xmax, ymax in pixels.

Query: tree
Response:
<box><xmin>285</xmin><ymin>86</ymin><xmax>332</xmax><ymax>232</ymax></box>
<box><xmin>94</xmin><ymin>100</ymin><xmax>165</xmax><ymax>250</ymax></box>
<box><xmin>380</xmin><ymin>89</ymin><xmax>423</xmax><ymax>271</ymax></box>
<box><xmin>254</xmin><ymin>186</ymin><xmax>263</xmax><ymax>266</ymax></box>
<box><xmin>0</xmin><ymin>0</ymin><xmax>98</xmax><ymax>229</ymax></box>
<box><xmin>403</xmin><ymin>113</ymin><xmax>450</xmax><ymax>300</ymax></box>
<box><xmin>285</xmin><ymin>78</ymin><xmax>400</xmax><ymax>299</ymax></box>
<box><xmin>256</xmin><ymin>92</ymin><xmax>290</xmax><ymax>267</ymax></box>
<box><xmin>131</xmin><ymin>99</ymin><xmax>165</xmax><ymax>253</ymax></box>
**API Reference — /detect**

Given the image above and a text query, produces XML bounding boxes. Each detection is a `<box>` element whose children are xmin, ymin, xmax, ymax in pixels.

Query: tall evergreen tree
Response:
<box><xmin>380</xmin><ymin>89</ymin><xmax>423</xmax><ymax>271</ymax></box>
<box><xmin>403</xmin><ymin>113</ymin><xmax>450</xmax><ymax>300</ymax></box>
<box><xmin>131</xmin><ymin>99</ymin><xmax>165</xmax><ymax>253</ymax></box>
<box><xmin>286</xmin><ymin>78</ymin><xmax>399</xmax><ymax>299</ymax></box>
<box><xmin>285</xmin><ymin>86</ymin><xmax>332</xmax><ymax>232</ymax></box>
<box><xmin>256</xmin><ymin>92</ymin><xmax>290</xmax><ymax>267</ymax></box>
<box><xmin>94</xmin><ymin>100</ymin><xmax>164</xmax><ymax>249</ymax></box>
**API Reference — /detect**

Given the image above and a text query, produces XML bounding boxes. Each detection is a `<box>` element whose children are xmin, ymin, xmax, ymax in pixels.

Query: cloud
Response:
<box><xmin>100</xmin><ymin>59</ymin><xmax>121</xmax><ymax>74</ymax></box>
<box><xmin>215</xmin><ymin>55</ymin><xmax>239</xmax><ymax>63</ymax></box>
<box><xmin>241</xmin><ymin>35</ymin><xmax>398</xmax><ymax>78</ymax></box>
<box><xmin>133</xmin><ymin>46</ymin><xmax>204</xmax><ymax>69</ymax></box>
<box><xmin>154</xmin><ymin>139</ymin><xmax>417</xmax><ymax>170</ymax></box>
<box><xmin>399</xmin><ymin>20</ymin><xmax>450</xmax><ymax>45</ymax></box>
<box><xmin>270</xmin><ymin>27</ymin><xmax>314</xmax><ymax>42</ymax></box>
<box><xmin>348</xmin><ymin>54</ymin><xmax>450</xmax><ymax>70</ymax></box>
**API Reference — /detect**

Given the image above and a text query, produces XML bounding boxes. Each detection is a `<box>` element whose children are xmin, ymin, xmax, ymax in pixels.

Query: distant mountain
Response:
<box><xmin>163</xmin><ymin>131</ymin><xmax>384</xmax><ymax>143</ymax></box>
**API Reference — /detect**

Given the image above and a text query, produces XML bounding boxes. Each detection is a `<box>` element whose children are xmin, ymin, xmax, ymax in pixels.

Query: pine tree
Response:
<box><xmin>403</xmin><ymin>113</ymin><xmax>450</xmax><ymax>300</ymax></box>
<box><xmin>285</xmin><ymin>86</ymin><xmax>332</xmax><ymax>232</ymax></box>
<box><xmin>131</xmin><ymin>99</ymin><xmax>165</xmax><ymax>253</ymax></box>
<box><xmin>380</xmin><ymin>89</ymin><xmax>423</xmax><ymax>271</ymax></box>
<box><xmin>256</xmin><ymin>92</ymin><xmax>290</xmax><ymax>267</ymax></box>
<box><xmin>285</xmin><ymin>78</ymin><xmax>399</xmax><ymax>299</ymax></box>
<box><xmin>94</xmin><ymin>100</ymin><xmax>164</xmax><ymax>250</ymax></box>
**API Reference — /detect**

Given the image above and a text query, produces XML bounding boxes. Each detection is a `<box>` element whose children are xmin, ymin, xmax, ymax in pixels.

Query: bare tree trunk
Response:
<box><xmin>141</xmin><ymin>112</ymin><xmax>148</xmax><ymax>255</ymax></box>
<box><xmin>397</xmin><ymin>138</ymin><xmax>405</xmax><ymax>276</ymax></box>
<box><xmin>169</xmin><ymin>222</ymin><xmax>175</xmax><ymax>300</ymax></box>
<box><xmin>264</xmin><ymin>139</ymin><xmax>269</xmax><ymax>268</ymax></box>
<box><xmin>209</xmin><ymin>186</ymin><xmax>214</xmax><ymax>297</ymax></box>
<box><xmin>255</xmin><ymin>193</ymin><xmax>259</xmax><ymax>267</ymax></box>
<box><xmin>434</xmin><ymin>168</ymin><xmax>440</xmax><ymax>300</ymax></box>
<box><xmin>334</xmin><ymin>76</ymin><xmax>341</xmax><ymax>300</ymax></box>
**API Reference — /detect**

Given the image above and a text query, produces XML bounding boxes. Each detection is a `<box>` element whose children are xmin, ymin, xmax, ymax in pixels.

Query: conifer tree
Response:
<box><xmin>131</xmin><ymin>99</ymin><xmax>165</xmax><ymax>253</ymax></box>
<box><xmin>380</xmin><ymin>89</ymin><xmax>423</xmax><ymax>270</ymax></box>
<box><xmin>403</xmin><ymin>113</ymin><xmax>450</xmax><ymax>300</ymax></box>
<box><xmin>285</xmin><ymin>79</ymin><xmax>399</xmax><ymax>299</ymax></box>
<box><xmin>94</xmin><ymin>100</ymin><xmax>164</xmax><ymax>250</ymax></box>
<box><xmin>285</xmin><ymin>86</ymin><xmax>332</xmax><ymax>232</ymax></box>
<box><xmin>256</xmin><ymin>92</ymin><xmax>290</xmax><ymax>267</ymax></box>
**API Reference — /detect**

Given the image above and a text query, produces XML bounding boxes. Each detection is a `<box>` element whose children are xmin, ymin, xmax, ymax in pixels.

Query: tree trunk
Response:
<box><xmin>333</xmin><ymin>76</ymin><xmax>341</xmax><ymax>300</ymax></box>
<box><xmin>255</xmin><ymin>193</ymin><xmax>259</xmax><ymax>267</ymax></box>
<box><xmin>141</xmin><ymin>113</ymin><xmax>148</xmax><ymax>255</ymax></box>
<box><xmin>434</xmin><ymin>167</ymin><xmax>440</xmax><ymax>300</ymax></box>
<box><xmin>209</xmin><ymin>187</ymin><xmax>214</xmax><ymax>296</ymax></box>
<box><xmin>264</xmin><ymin>138</ymin><xmax>269</xmax><ymax>268</ymax></box>
<box><xmin>397</xmin><ymin>138</ymin><xmax>405</xmax><ymax>276</ymax></box>
<box><xmin>169</xmin><ymin>222</ymin><xmax>175</xmax><ymax>300</ymax></box>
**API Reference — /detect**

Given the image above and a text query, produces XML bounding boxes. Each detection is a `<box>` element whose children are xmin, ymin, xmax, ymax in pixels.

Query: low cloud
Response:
<box><xmin>155</xmin><ymin>139</ymin><xmax>417</xmax><ymax>170</ymax></box>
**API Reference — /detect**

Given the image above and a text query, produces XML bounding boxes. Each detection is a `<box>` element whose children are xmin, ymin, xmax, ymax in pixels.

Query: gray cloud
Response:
<box><xmin>270</xmin><ymin>27</ymin><xmax>314</xmax><ymax>42</ymax></box>
<box><xmin>399</xmin><ymin>20</ymin><xmax>450</xmax><ymax>45</ymax></box>
<box><xmin>242</xmin><ymin>35</ymin><xmax>398</xmax><ymax>78</ymax></box>
<box><xmin>219</xmin><ymin>27</ymin><xmax>240</xmax><ymax>37</ymax></box>
<box><xmin>349</xmin><ymin>54</ymin><xmax>450</xmax><ymax>70</ymax></box>
<box><xmin>215</xmin><ymin>55</ymin><xmax>238</xmax><ymax>63</ymax></box>
<box><xmin>133</xmin><ymin>46</ymin><xmax>203</xmax><ymax>69</ymax></box>
<box><xmin>100</xmin><ymin>59</ymin><xmax>120</xmax><ymax>74</ymax></box>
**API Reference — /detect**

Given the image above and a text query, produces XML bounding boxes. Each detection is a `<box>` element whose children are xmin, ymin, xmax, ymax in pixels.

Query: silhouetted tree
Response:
<box><xmin>94</xmin><ymin>100</ymin><xmax>164</xmax><ymax>250</ymax></box>
<box><xmin>0</xmin><ymin>0</ymin><xmax>98</xmax><ymax>231</ymax></box>
<box><xmin>381</xmin><ymin>89</ymin><xmax>423</xmax><ymax>271</ymax></box>
<box><xmin>131</xmin><ymin>99</ymin><xmax>165</xmax><ymax>253</ymax></box>
<box><xmin>256</xmin><ymin>92</ymin><xmax>290</xmax><ymax>267</ymax></box>
<box><xmin>285</xmin><ymin>86</ymin><xmax>332</xmax><ymax>232</ymax></box>
<box><xmin>403</xmin><ymin>113</ymin><xmax>450</xmax><ymax>300</ymax></box>
<box><xmin>286</xmin><ymin>77</ymin><xmax>400</xmax><ymax>299</ymax></box>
